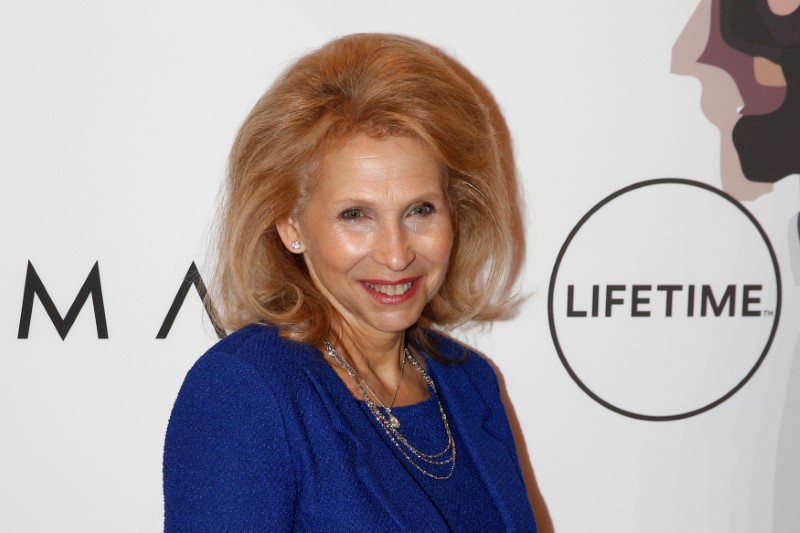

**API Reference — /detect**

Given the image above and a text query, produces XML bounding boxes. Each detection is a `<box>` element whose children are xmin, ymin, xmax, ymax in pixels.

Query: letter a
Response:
<box><xmin>156</xmin><ymin>262</ymin><xmax>225</xmax><ymax>339</ymax></box>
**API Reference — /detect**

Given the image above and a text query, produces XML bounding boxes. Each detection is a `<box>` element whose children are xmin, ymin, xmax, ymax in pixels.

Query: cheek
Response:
<box><xmin>307</xmin><ymin>229</ymin><xmax>371</xmax><ymax>277</ymax></box>
<box><xmin>330</xmin><ymin>229</ymin><xmax>373</xmax><ymax>258</ymax></box>
<box><xmin>423</xmin><ymin>225</ymin><xmax>455</xmax><ymax>267</ymax></box>
<box><xmin>300</xmin><ymin>213</ymin><xmax>366</xmax><ymax>262</ymax></box>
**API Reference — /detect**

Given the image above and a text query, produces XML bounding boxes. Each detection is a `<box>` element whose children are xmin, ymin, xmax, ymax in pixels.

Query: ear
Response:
<box><xmin>275</xmin><ymin>216</ymin><xmax>305</xmax><ymax>254</ymax></box>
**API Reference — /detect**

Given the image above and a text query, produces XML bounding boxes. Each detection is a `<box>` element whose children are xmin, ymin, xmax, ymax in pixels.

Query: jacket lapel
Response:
<box><xmin>429</xmin><ymin>360</ymin><xmax>534</xmax><ymax>532</ymax></box>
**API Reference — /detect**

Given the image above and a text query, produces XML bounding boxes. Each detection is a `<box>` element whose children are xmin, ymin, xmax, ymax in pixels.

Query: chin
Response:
<box><xmin>370</xmin><ymin>313</ymin><xmax>424</xmax><ymax>335</ymax></box>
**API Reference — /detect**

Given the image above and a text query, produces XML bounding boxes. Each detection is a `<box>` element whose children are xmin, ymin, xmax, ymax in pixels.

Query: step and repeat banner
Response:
<box><xmin>2</xmin><ymin>1</ymin><xmax>798</xmax><ymax>531</ymax></box>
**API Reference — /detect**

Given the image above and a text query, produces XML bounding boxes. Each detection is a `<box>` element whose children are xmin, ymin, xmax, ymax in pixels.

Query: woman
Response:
<box><xmin>163</xmin><ymin>33</ymin><xmax>536</xmax><ymax>532</ymax></box>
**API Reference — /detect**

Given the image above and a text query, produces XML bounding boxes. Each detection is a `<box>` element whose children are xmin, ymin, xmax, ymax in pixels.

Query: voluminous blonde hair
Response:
<box><xmin>214</xmin><ymin>33</ymin><xmax>523</xmax><ymax>348</ymax></box>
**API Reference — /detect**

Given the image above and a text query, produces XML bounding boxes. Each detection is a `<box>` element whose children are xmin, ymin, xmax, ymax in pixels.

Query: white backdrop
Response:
<box><xmin>2</xmin><ymin>1</ymin><xmax>798</xmax><ymax>532</ymax></box>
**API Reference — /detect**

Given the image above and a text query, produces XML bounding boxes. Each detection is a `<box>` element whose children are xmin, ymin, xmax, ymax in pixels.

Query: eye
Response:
<box><xmin>409</xmin><ymin>203</ymin><xmax>435</xmax><ymax>216</ymax></box>
<box><xmin>339</xmin><ymin>208</ymin><xmax>364</xmax><ymax>220</ymax></box>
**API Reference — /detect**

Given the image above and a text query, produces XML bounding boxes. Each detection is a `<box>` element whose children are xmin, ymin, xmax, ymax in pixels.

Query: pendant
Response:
<box><xmin>387</xmin><ymin>412</ymin><xmax>400</xmax><ymax>429</ymax></box>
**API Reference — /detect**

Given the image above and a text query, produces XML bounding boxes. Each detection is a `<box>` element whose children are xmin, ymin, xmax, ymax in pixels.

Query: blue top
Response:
<box><xmin>163</xmin><ymin>324</ymin><xmax>537</xmax><ymax>532</ymax></box>
<box><xmin>388</xmin><ymin>396</ymin><xmax>504</xmax><ymax>529</ymax></box>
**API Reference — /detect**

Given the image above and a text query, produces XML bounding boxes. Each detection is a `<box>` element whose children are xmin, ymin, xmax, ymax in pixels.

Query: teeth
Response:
<box><xmin>365</xmin><ymin>282</ymin><xmax>413</xmax><ymax>296</ymax></box>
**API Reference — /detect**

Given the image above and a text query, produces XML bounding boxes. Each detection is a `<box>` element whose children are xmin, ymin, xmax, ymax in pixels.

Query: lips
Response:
<box><xmin>363</xmin><ymin>281</ymin><xmax>413</xmax><ymax>296</ymax></box>
<box><xmin>360</xmin><ymin>277</ymin><xmax>421</xmax><ymax>303</ymax></box>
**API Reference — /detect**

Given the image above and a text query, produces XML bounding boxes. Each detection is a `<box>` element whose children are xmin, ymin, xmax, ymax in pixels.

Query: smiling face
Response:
<box><xmin>277</xmin><ymin>134</ymin><xmax>454</xmax><ymax>343</ymax></box>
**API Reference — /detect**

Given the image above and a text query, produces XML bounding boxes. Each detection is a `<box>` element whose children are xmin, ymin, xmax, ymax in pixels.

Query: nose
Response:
<box><xmin>372</xmin><ymin>221</ymin><xmax>416</xmax><ymax>271</ymax></box>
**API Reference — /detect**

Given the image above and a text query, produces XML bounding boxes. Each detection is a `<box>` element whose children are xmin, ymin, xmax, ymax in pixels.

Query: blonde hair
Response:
<box><xmin>214</xmin><ymin>33</ymin><xmax>523</xmax><ymax>349</ymax></box>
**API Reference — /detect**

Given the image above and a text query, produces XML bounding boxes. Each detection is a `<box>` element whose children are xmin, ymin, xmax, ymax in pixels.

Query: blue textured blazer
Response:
<box><xmin>164</xmin><ymin>325</ymin><xmax>536</xmax><ymax>532</ymax></box>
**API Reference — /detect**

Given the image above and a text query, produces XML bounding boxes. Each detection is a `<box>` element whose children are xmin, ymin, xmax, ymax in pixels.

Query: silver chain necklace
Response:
<box><xmin>323</xmin><ymin>341</ymin><xmax>457</xmax><ymax>480</ymax></box>
<box><xmin>355</xmin><ymin>346</ymin><xmax>406</xmax><ymax>429</ymax></box>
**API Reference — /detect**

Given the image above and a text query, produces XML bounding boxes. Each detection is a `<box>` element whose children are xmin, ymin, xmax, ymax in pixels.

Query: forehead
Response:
<box><xmin>313</xmin><ymin>134</ymin><xmax>445</xmax><ymax>199</ymax></box>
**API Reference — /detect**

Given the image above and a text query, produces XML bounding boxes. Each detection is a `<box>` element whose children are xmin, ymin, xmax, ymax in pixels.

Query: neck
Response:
<box><xmin>335</xmin><ymin>329</ymin><xmax>405</xmax><ymax>377</ymax></box>
<box><xmin>325</xmin><ymin>321</ymin><xmax>411</xmax><ymax>403</ymax></box>
<box><xmin>326</xmin><ymin>326</ymin><xmax>430</xmax><ymax>408</ymax></box>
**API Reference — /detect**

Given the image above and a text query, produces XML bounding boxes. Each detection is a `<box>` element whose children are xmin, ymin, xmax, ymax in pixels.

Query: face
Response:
<box><xmin>277</xmin><ymin>134</ymin><xmax>454</xmax><ymax>342</ymax></box>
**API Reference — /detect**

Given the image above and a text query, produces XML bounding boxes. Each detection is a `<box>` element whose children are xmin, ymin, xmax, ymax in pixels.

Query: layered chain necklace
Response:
<box><xmin>323</xmin><ymin>341</ymin><xmax>457</xmax><ymax>480</ymax></box>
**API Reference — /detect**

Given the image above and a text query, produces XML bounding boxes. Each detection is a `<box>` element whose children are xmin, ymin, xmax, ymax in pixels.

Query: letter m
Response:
<box><xmin>18</xmin><ymin>261</ymin><xmax>108</xmax><ymax>339</ymax></box>
<box><xmin>701</xmin><ymin>284</ymin><xmax>736</xmax><ymax>317</ymax></box>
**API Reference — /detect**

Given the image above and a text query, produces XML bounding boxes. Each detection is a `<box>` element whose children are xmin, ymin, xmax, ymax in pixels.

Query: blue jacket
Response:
<box><xmin>164</xmin><ymin>324</ymin><xmax>536</xmax><ymax>532</ymax></box>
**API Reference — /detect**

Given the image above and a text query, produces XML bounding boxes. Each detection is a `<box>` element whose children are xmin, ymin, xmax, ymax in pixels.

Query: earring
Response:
<box><xmin>291</xmin><ymin>241</ymin><xmax>301</xmax><ymax>251</ymax></box>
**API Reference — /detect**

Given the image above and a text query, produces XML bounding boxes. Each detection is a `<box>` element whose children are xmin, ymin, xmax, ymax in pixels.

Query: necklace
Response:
<box><xmin>354</xmin><ymin>347</ymin><xmax>405</xmax><ymax>429</ymax></box>
<box><xmin>323</xmin><ymin>341</ymin><xmax>456</xmax><ymax>480</ymax></box>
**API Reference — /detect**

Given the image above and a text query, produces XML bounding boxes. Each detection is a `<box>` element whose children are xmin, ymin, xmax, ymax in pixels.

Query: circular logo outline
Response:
<box><xmin>548</xmin><ymin>178</ymin><xmax>782</xmax><ymax>421</ymax></box>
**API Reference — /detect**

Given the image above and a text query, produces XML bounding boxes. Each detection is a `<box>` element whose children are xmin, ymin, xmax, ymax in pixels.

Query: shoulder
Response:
<box><xmin>422</xmin><ymin>329</ymin><xmax>499</xmax><ymax>390</ymax></box>
<box><xmin>166</xmin><ymin>323</ymin><xmax>322</xmax><ymax>449</ymax></box>
<box><xmin>165</xmin><ymin>324</ymin><xmax>319</xmax><ymax>473</ymax></box>
<box><xmin>164</xmin><ymin>325</ymin><xmax>302</xmax><ymax>529</ymax></box>
<box><xmin>187</xmin><ymin>324</ymin><xmax>320</xmax><ymax>386</ymax></box>
<box><xmin>206</xmin><ymin>323</ymin><xmax>318</xmax><ymax>365</ymax></box>
<box><xmin>172</xmin><ymin>324</ymin><xmax>325</xmax><ymax>419</ymax></box>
